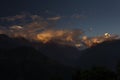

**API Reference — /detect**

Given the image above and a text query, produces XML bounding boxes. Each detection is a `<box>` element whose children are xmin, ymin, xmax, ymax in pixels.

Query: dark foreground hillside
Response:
<box><xmin>0</xmin><ymin>34</ymin><xmax>75</xmax><ymax>80</ymax></box>
<box><xmin>0</xmin><ymin>46</ymin><xmax>76</xmax><ymax>80</ymax></box>
<box><xmin>75</xmin><ymin>40</ymin><xmax>120</xmax><ymax>80</ymax></box>
<box><xmin>79</xmin><ymin>40</ymin><xmax>120</xmax><ymax>70</ymax></box>
<box><xmin>1</xmin><ymin>34</ymin><xmax>120</xmax><ymax>80</ymax></box>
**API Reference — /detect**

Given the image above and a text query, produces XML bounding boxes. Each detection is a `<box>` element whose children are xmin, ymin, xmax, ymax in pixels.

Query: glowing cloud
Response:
<box><xmin>37</xmin><ymin>29</ymin><xmax>83</xmax><ymax>44</ymax></box>
<box><xmin>0</xmin><ymin>14</ymin><xmax>119</xmax><ymax>49</ymax></box>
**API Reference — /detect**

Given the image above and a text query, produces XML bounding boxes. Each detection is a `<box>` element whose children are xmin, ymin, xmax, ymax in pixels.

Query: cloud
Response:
<box><xmin>0</xmin><ymin>14</ymin><xmax>50</xmax><ymax>40</ymax></box>
<box><xmin>37</xmin><ymin>29</ymin><xmax>83</xmax><ymax>44</ymax></box>
<box><xmin>10</xmin><ymin>25</ymin><xmax>23</xmax><ymax>30</ymax></box>
<box><xmin>1</xmin><ymin>14</ymin><xmax>26</xmax><ymax>21</ymax></box>
<box><xmin>47</xmin><ymin>16</ymin><xmax>61</xmax><ymax>21</ymax></box>
<box><xmin>0</xmin><ymin>13</ymin><xmax>84</xmax><ymax>46</ymax></box>
<box><xmin>0</xmin><ymin>13</ymin><xmax>119</xmax><ymax>48</ymax></box>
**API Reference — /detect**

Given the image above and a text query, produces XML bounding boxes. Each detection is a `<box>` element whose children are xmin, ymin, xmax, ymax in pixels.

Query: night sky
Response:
<box><xmin>0</xmin><ymin>0</ymin><xmax>120</xmax><ymax>36</ymax></box>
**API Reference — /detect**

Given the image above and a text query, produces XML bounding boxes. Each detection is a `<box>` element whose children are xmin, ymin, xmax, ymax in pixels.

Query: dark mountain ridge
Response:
<box><xmin>79</xmin><ymin>39</ymin><xmax>120</xmax><ymax>70</ymax></box>
<box><xmin>0</xmin><ymin>34</ymin><xmax>82</xmax><ymax>67</ymax></box>
<box><xmin>1</xmin><ymin>34</ymin><xmax>120</xmax><ymax>80</ymax></box>
<box><xmin>0</xmin><ymin>34</ymin><xmax>75</xmax><ymax>80</ymax></box>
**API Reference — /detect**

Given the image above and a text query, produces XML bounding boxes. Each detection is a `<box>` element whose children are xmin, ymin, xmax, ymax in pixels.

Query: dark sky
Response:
<box><xmin>0</xmin><ymin>0</ymin><xmax>120</xmax><ymax>36</ymax></box>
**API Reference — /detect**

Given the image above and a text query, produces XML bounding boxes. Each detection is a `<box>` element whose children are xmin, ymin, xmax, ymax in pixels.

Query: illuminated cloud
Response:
<box><xmin>10</xmin><ymin>25</ymin><xmax>23</xmax><ymax>30</ymax></box>
<box><xmin>37</xmin><ymin>29</ymin><xmax>83</xmax><ymax>44</ymax></box>
<box><xmin>0</xmin><ymin>13</ymin><xmax>119</xmax><ymax>49</ymax></box>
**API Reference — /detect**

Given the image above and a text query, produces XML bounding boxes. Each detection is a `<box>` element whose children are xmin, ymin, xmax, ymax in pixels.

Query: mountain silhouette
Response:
<box><xmin>0</xmin><ymin>34</ymin><xmax>82</xmax><ymax>67</ymax></box>
<box><xmin>0</xmin><ymin>34</ymin><xmax>32</xmax><ymax>49</ymax></box>
<box><xmin>1</xmin><ymin>34</ymin><xmax>120</xmax><ymax>80</ymax></box>
<box><xmin>78</xmin><ymin>40</ymin><xmax>120</xmax><ymax>70</ymax></box>
<box><xmin>0</xmin><ymin>34</ymin><xmax>75</xmax><ymax>80</ymax></box>
<box><xmin>38</xmin><ymin>42</ymin><xmax>82</xmax><ymax>67</ymax></box>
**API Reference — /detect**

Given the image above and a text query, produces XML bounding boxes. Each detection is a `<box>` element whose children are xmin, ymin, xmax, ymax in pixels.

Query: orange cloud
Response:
<box><xmin>0</xmin><ymin>13</ymin><xmax>119</xmax><ymax>49</ymax></box>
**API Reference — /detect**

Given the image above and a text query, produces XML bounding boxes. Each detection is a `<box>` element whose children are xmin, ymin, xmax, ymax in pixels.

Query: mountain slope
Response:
<box><xmin>78</xmin><ymin>40</ymin><xmax>120</xmax><ymax>70</ymax></box>
<box><xmin>0</xmin><ymin>34</ymin><xmax>75</xmax><ymax>80</ymax></box>
<box><xmin>38</xmin><ymin>42</ymin><xmax>82</xmax><ymax>67</ymax></box>
<box><xmin>0</xmin><ymin>34</ymin><xmax>82</xmax><ymax>67</ymax></box>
